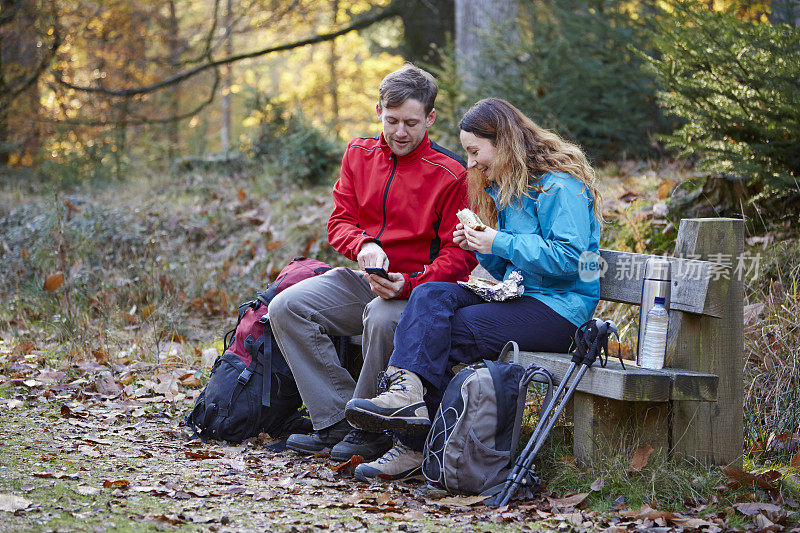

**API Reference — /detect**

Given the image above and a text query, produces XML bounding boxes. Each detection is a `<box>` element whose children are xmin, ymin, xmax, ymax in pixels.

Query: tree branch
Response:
<box><xmin>53</xmin><ymin>5</ymin><xmax>398</xmax><ymax>98</ymax></box>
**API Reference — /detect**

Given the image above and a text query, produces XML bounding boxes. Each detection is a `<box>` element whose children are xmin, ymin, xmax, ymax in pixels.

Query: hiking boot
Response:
<box><xmin>354</xmin><ymin>442</ymin><xmax>424</xmax><ymax>482</ymax></box>
<box><xmin>285</xmin><ymin>419</ymin><xmax>351</xmax><ymax>455</ymax></box>
<box><xmin>345</xmin><ymin>366</ymin><xmax>430</xmax><ymax>434</ymax></box>
<box><xmin>330</xmin><ymin>429</ymin><xmax>393</xmax><ymax>462</ymax></box>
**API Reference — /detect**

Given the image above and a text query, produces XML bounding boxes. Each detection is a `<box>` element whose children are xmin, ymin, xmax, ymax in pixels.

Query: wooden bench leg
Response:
<box><xmin>572</xmin><ymin>392</ymin><xmax>670</xmax><ymax>465</ymax></box>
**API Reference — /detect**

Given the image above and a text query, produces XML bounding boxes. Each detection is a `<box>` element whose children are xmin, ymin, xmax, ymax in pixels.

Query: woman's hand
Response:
<box><xmin>461</xmin><ymin>225</ymin><xmax>497</xmax><ymax>255</ymax></box>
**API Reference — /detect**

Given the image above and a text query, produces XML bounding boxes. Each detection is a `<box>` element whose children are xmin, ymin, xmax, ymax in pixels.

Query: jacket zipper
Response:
<box><xmin>375</xmin><ymin>156</ymin><xmax>397</xmax><ymax>241</ymax></box>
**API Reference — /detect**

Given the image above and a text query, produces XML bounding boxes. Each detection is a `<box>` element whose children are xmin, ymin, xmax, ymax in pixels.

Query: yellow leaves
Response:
<box><xmin>242</xmin><ymin>116</ymin><xmax>260</xmax><ymax>128</ymax></box>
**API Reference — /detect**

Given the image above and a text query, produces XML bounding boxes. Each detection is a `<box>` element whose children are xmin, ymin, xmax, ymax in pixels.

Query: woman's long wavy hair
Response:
<box><xmin>458</xmin><ymin>98</ymin><xmax>603</xmax><ymax>227</ymax></box>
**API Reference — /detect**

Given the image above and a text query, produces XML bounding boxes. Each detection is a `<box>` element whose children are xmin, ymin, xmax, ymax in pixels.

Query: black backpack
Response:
<box><xmin>185</xmin><ymin>257</ymin><xmax>341</xmax><ymax>443</ymax></box>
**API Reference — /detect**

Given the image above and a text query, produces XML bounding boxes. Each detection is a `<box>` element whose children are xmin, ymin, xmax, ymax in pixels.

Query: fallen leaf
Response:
<box><xmin>185</xmin><ymin>450</ymin><xmax>223</xmax><ymax>460</ymax></box>
<box><xmin>95</xmin><ymin>371</ymin><xmax>122</xmax><ymax>396</ymax></box>
<box><xmin>103</xmin><ymin>479</ymin><xmax>130</xmax><ymax>489</ymax></box>
<box><xmin>330</xmin><ymin>454</ymin><xmax>362</xmax><ymax>476</ymax></box>
<box><xmin>0</xmin><ymin>493</ymin><xmax>30</xmax><ymax>512</ymax></box>
<box><xmin>549</xmin><ymin>492</ymin><xmax>589</xmax><ymax>508</ymax></box>
<box><xmin>43</xmin><ymin>272</ymin><xmax>64</xmax><ymax>292</ymax></box>
<box><xmin>753</xmin><ymin>513</ymin><xmax>776</xmax><ymax>530</ymax></box>
<box><xmin>180</xmin><ymin>375</ymin><xmax>201</xmax><ymax>388</ymax></box>
<box><xmin>670</xmin><ymin>517</ymin><xmax>717</xmax><ymax>528</ymax></box>
<box><xmin>236</xmin><ymin>189</ymin><xmax>246</xmax><ymax>202</ymax></box>
<box><xmin>743</xmin><ymin>303</ymin><xmax>765</xmax><ymax>326</ymax></box>
<box><xmin>91</xmin><ymin>348</ymin><xmax>108</xmax><ymax>364</ymax></box>
<box><xmin>34</xmin><ymin>472</ymin><xmax>79</xmax><ymax>480</ymax></box>
<box><xmin>734</xmin><ymin>502</ymin><xmax>784</xmax><ymax>516</ymax></box>
<box><xmin>590</xmin><ymin>477</ymin><xmax>604</xmax><ymax>491</ymax></box>
<box><xmin>722</xmin><ymin>466</ymin><xmax>776</xmax><ymax>491</ymax></box>
<box><xmin>64</xmin><ymin>198</ymin><xmax>81</xmax><ymax>213</ymax></box>
<box><xmin>792</xmin><ymin>451</ymin><xmax>800</xmax><ymax>468</ymax></box>
<box><xmin>629</xmin><ymin>444</ymin><xmax>654</xmax><ymax>471</ymax></box>
<box><xmin>60</xmin><ymin>405</ymin><xmax>87</xmax><ymax>418</ymax></box>
<box><xmin>620</xmin><ymin>504</ymin><xmax>676</xmax><ymax>521</ymax></box>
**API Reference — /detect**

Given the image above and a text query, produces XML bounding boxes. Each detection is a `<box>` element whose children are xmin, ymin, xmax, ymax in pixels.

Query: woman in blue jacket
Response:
<box><xmin>346</xmin><ymin>98</ymin><xmax>603</xmax><ymax>481</ymax></box>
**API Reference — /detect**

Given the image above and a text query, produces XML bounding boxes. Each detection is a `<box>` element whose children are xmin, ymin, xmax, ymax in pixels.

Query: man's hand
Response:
<box><xmin>461</xmin><ymin>225</ymin><xmax>497</xmax><ymax>255</ymax></box>
<box><xmin>367</xmin><ymin>271</ymin><xmax>405</xmax><ymax>299</ymax></box>
<box><xmin>453</xmin><ymin>223</ymin><xmax>469</xmax><ymax>250</ymax></box>
<box><xmin>357</xmin><ymin>241</ymin><xmax>389</xmax><ymax>270</ymax></box>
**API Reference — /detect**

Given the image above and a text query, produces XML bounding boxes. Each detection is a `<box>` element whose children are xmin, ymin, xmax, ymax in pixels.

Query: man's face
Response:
<box><xmin>377</xmin><ymin>98</ymin><xmax>435</xmax><ymax>157</ymax></box>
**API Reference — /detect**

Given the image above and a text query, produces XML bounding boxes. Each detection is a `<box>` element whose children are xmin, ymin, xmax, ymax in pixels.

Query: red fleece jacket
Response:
<box><xmin>327</xmin><ymin>132</ymin><xmax>477</xmax><ymax>299</ymax></box>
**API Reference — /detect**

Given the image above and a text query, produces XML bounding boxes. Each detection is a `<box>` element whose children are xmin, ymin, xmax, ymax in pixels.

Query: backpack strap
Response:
<box><xmin>257</xmin><ymin>315</ymin><xmax>273</xmax><ymax>408</ymax></box>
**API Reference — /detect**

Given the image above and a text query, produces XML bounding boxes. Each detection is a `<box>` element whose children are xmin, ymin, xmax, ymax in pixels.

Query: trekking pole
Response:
<box><xmin>492</xmin><ymin>319</ymin><xmax>619</xmax><ymax>507</ymax></box>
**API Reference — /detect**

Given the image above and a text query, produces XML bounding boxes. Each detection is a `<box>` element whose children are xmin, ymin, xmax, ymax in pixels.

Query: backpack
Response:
<box><xmin>185</xmin><ymin>257</ymin><xmax>337</xmax><ymax>443</ymax></box>
<box><xmin>422</xmin><ymin>341</ymin><xmax>553</xmax><ymax>495</ymax></box>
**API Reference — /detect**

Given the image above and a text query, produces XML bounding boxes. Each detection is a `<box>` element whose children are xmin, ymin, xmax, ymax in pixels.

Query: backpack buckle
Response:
<box><xmin>237</xmin><ymin>369</ymin><xmax>253</xmax><ymax>385</ymax></box>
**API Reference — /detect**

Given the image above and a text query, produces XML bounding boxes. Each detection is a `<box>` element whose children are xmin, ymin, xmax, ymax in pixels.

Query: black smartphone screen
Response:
<box><xmin>365</xmin><ymin>267</ymin><xmax>391</xmax><ymax>280</ymax></box>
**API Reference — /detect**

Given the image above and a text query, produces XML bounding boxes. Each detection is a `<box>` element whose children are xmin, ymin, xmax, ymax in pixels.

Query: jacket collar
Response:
<box><xmin>378</xmin><ymin>132</ymin><xmax>430</xmax><ymax>164</ymax></box>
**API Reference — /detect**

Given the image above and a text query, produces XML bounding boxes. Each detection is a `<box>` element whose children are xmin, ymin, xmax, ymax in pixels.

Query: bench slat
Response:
<box><xmin>504</xmin><ymin>351</ymin><xmax>718</xmax><ymax>403</ymax></box>
<box><xmin>599</xmin><ymin>249</ymin><xmax>726</xmax><ymax>318</ymax></box>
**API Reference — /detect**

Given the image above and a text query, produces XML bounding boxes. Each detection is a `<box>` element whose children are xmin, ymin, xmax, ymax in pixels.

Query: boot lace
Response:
<box><xmin>342</xmin><ymin>429</ymin><xmax>367</xmax><ymax>444</ymax></box>
<box><xmin>376</xmin><ymin>369</ymin><xmax>408</xmax><ymax>396</ymax></box>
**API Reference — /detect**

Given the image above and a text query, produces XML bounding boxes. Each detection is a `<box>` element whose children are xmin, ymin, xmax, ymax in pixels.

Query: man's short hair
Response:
<box><xmin>378</xmin><ymin>64</ymin><xmax>438</xmax><ymax>115</ymax></box>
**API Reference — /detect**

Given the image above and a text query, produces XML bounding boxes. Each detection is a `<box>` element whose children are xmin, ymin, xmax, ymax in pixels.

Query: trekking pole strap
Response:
<box><xmin>508</xmin><ymin>365</ymin><xmax>554</xmax><ymax>466</ymax></box>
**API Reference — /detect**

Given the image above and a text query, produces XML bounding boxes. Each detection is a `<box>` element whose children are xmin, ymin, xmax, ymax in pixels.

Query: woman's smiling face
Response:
<box><xmin>460</xmin><ymin>130</ymin><xmax>498</xmax><ymax>180</ymax></box>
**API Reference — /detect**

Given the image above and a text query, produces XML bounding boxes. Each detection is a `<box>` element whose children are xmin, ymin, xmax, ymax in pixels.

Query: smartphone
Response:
<box><xmin>365</xmin><ymin>267</ymin><xmax>391</xmax><ymax>280</ymax></box>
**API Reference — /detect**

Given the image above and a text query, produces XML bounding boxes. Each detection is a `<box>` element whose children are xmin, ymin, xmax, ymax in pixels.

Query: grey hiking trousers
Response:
<box><xmin>268</xmin><ymin>267</ymin><xmax>408</xmax><ymax>430</ymax></box>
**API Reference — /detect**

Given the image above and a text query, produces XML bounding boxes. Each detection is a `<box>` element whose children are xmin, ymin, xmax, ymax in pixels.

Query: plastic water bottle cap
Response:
<box><xmin>654</xmin><ymin>296</ymin><xmax>665</xmax><ymax>304</ymax></box>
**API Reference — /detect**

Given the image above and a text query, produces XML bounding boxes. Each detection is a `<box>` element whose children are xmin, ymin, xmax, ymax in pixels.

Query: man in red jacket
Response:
<box><xmin>268</xmin><ymin>65</ymin><xmax>476</xmax><ymax>479</ymax></box>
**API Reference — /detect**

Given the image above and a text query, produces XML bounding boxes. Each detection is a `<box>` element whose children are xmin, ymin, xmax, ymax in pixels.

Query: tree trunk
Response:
<box><xmin>455</xmin><ymin>0</ymin><xmax>518</xmax><ymax>93</ymax></box>
<box><xmin>167</xmin><ymin>0</ymin><xmax>180</xmax><ymax>159</ymax></box>
<box><xmin>0</xmin><ymin>0</ymin><xmax>41</xmax><ymax>166</ymax></box>
<box><xmin>400</xmin><ymin>0</ymin><xmax>455</xmax><ymax>67</ymax></box>
<box><xmin>220</xmin><ymin>0</ymin><xmax>233</xmax><ymax>153</ymax></box>
<box><xmin>328</xmin><ymin>0</ymin><xmax>340</xmax><ymax>136</ymax></box>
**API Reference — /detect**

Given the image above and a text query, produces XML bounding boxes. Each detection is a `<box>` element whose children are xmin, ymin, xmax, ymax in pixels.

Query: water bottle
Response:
<box><xmin>638</xmin><ymin>296</ymin><xmax>669</xmax><ymax>370</ymax></box>
<box><xmin>636</xmin><ymin>257</ymin><xmax>671</xmax><ymax>361</ymax></box>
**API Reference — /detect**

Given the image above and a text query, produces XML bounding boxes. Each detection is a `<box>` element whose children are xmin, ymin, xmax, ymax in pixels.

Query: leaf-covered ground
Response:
<box><xmin>1</xmin><ymin>342</ymin><xmax>798</xmax><ymax>532</ymax></box>
<box><xmin>2</xmin><ymin>162</ymin><xmax>800</xmax><ymax>531</ymax></box>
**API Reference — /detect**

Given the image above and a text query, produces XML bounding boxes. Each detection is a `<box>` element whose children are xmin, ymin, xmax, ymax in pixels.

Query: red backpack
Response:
<box><xmin>225</xmin><ymin>257</ymin><xmax>334</xmax><ymax>366</ymax></box>
<box><xmin>186</xmin><ymin>257</ymin><xmax>338</xmax><ymax>443</ymax></box>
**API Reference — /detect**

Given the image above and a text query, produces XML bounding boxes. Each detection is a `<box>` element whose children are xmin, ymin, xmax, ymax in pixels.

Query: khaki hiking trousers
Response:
<box><xmin>268</xmin><ymin>267</ymin><xmax>408</xmax><ymax>430</ymax></box>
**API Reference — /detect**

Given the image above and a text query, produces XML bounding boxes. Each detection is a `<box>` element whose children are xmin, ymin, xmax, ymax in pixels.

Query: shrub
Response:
<box><xmin>248</xmin><ymin>100</ymin><xmax>342</xmax><ymax>186</ymax></box>
<box><xmin>642</xmin><ymin>2</ymin><xmax>800</xmax><ymax>210</ymax></box>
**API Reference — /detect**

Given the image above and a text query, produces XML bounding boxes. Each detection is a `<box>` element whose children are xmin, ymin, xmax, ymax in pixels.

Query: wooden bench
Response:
<box><xmin>351</xmin><ymin>218</ymin><xmax>744</xmax><ymax>467</ymax></box>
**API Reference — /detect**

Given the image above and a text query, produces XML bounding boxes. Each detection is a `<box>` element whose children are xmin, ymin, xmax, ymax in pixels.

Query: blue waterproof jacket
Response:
<box><xmin>478</xmin><ymin>172</ymin><xmax>601</xmax><ymax>326</ymax></box>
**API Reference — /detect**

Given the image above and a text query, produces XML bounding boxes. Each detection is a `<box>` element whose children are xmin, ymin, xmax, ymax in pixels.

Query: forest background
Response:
<box><xmin>1</xmin><ymin>0</ymin><xmax>800</xmax><ymax>530</ymax></box>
